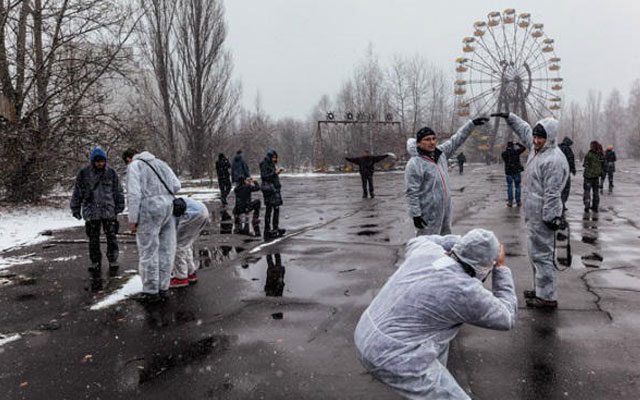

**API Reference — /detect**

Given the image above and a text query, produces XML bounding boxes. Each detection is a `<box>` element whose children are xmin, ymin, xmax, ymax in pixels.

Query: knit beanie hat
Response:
<box><xmin>416</xmin><ymin>127</ymin><xmax>436</xmax><ymax>143</ymax></box>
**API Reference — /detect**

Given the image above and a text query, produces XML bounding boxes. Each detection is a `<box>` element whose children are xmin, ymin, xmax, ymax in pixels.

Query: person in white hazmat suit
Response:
<box><xmin>492</xmin><ymin>112</ymin><xmax>569</xmax><ymax>308</ymax></box>
<box><xmin>170</xmin><ymin>197</ymin><xmax>210</xmax><ymax>288</ymax></box>
<box><xmin>123</xmin><ymin>149</ymin><xmax>181</xmax><ymax>302</ymax></box>
<box><xmin>354</xmin><ymin>229</ymin><xmax>517</xmax><ymax>399</ymax></box>
<box><xmin>405</xmin><ymin>117</ymin><xmax>489</xmax><ymax>236</ymax></box>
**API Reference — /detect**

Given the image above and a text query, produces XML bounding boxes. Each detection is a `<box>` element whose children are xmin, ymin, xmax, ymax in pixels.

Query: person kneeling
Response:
<box><xmin>233</xmin><ymin>177</ymin><xmax>262</xmax><ymax>237</ymax></box>
<box><xmin>170</xmin><ymin>198</ymin><xmax>210</xmax><ymax>288</ymax></box>
<box><xmin>354</xmin><ymin>229</ymin><xmax>517</xmax><ymax>399</ymax></box>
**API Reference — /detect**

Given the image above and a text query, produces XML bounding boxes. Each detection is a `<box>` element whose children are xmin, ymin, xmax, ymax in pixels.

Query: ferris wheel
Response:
<box><xmin>454</xmin><ymin>10</ymin><xmax>563</xmax><ymax>144</ymax></box>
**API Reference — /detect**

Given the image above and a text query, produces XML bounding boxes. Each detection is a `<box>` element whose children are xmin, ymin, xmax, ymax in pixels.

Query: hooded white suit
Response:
<box><xmin>506</xmin><ymin>113</ymin><xmax>569</xmax><ymax>301</ymax></box>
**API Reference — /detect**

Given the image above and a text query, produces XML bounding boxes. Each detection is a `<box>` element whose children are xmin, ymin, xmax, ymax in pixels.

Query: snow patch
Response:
<box><xmin>90</xmin><ymin>275</ymin><xmax>142</xmax><ymax>310</ymax></box>
<box><xmin>0</xmin><ymin>255</ymin><xmax>37</xmax><ymax>270</ymax></box>
<box><xmin>0</xmin><ymin>206</ymin><xmax>84</xmax><ymax>253</ymax></box>
<box><xmin>52</xmin><ymin>255</ymin><xmax>79</xmax><ymax>262</ymax></box>
<box><xmin>0</xmin><ymin>333</ymin><xmax>21</xmax><ymax>347</ymax></box>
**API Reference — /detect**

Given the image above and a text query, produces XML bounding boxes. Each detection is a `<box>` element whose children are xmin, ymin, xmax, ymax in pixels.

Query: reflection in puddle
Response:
<box><xmin>357</xmin><ymin>230</ymin><xmax>380</xmax><ymax>236</ymax></box>
<box><xmin>581</xmin><ymin>253</ymin><xmax>603</xmax><ymax>262</ymax></box>
<box><xmin>238</xmin><ymin>253</ymin><xmax>341</xmax><ymax>298</ymax></box>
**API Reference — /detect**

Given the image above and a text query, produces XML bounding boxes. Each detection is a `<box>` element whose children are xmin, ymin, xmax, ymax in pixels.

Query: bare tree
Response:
<box><xmin>171</xmin><ymin>0</ymin><xmax>239</xmax><ymax>178</ymax></box>
<box><xmin>628</xmin><ymin>79</ymin><xmax>640</xmax><ymax>158</ymax></box>
<box><xmin>0</xmin><ymin>0</ymin><xmax>140</xmax><ymax>202</ymax></box>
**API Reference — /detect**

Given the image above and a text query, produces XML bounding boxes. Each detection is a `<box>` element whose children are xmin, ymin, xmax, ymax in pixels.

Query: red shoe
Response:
<box><xmin>170</xmin><ymin>278</ymin><xmax>189</xmax><ymax>289</ymax></box>
<box><xmin>187</xmin><ymin>273</ymin><xmax>198</xmax><ymax>283</ymax></box>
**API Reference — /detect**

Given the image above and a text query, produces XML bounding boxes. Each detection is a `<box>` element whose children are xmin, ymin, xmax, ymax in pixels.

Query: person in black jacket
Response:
<box><xmin>345</xmin><ymin>150</ymin><xmax>390</xmax><ymax>198</ymax></box>
<box><xmin>231</xmin><ymin>150</ymin><xmax>250</xmax><ymax>185</ymax></box>
<box><xmin>70</xmin><ymin>147</ymin><xmax>125</xmax><ymax>274</ymax></box>
<box><xmin>456</xmin><ymin>152</ymin><xmax>467</xmax><ymax>175</ymax></box>
<box><xmin>603</xmin><ymin>145</ymin><xmax>617</xmax><ymax>193</ymax></box>
<box><xmin>233</xmin><ymin>177</ymin><xmax>261</xmax><ymax>236</ymax></box>
<box><xmin>260</xmin><ymin>149</ymin><xmax>285</xmax><ymax>239</ymax></box>
<box><xmin>558</xmin><ymin>137</ymin><xmax>577</xmax><ymax>210</ymax></box>
<box><xmin>216</xmin><ymin>153</ymin><xmax>232</xmax><ymax>206</ymax></box>
<box><xmin>500</xmin><ymin>141</ymin><xmax>526</xmax><ymax>207</ymax></box>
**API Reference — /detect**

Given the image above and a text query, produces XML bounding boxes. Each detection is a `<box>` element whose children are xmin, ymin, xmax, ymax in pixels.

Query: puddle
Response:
<box><xmin>271</xmin><ymin>312</ymin><xmax>284</xmax><ymax>320</ymax></box>
<box><xmin>237</xmin><ymin>253</ymin><xmax>341</xmax><ymax>298</ymax></box>
<box><xmin>593</xmin><ymin>269</ymin><xmax>640</xmax><ymax>291</ymax></box>
<box><xmin>356</xmin><ymin>230</ymin><xmax>380</xmax><ymax>236</ymax></box>
<box><xmin>581</xmin><ymin>253</ymin><xmax>603</xmax><ymax>262</ymax></box>
<box><xmin>138</xmin><ymin>335</ymin><xmax>231</xmax><ymax>384</ymax></box>
<box><xmin>359</xmin><ymin>224</ymin><xmax>378</xmax><ymax>228</ymax></box>
<box><xmin>16</xmin><ymin>293</ymin><xmax>36</xmax><ymax>301</ymax></box>
<box><xmin>581</xmin><ymin>236</ymin><xmax>597</xmax><ymax>244</ymax></box>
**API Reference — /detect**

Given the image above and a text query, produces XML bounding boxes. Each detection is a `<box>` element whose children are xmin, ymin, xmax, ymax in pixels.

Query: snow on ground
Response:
<box><xmin>177</xmin><ymin>186</ymin><xmax>220</xmax><ymax>202</ymax></box>
<box><xmin>90</xmin><ymin>274</ymin><xmax>142</xmax><ymax>310</ymax></box>
<box><xmin>0</xmin><ymin>207</ymin><xmax>84</xmax><ymax>270</ymax></box>
<box><xmin>0</xmin><ymin>333</ymin><xmax>21</xmax><ymax>347</ymax></box>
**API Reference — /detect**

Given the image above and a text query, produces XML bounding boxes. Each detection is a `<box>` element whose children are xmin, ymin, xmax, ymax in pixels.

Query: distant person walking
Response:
<box><xmin>501</xmin><ymin>141</ymin><xmax>526</xmax><ymax>207</ymax></box>
<box><xmin>345</xmin><ymin>150</ymin><xmax>390</xmax><ymax>198</ymax></box>
<box><xmin>405</xmin><ymin>117</ymin><xmax>489</xmax><ymax>236</ymax></box>
<box><xmin>456</xmin><ymin>152</ymin><xmax>466</xmax><ymax>175</ymax></box>
<box><xmin>215</xmin><ymin>153</ymin><xmax>232</xmax><ymax>206</ymax></box>
<box><xmin>71</xmin><ymin>147</ymin><xmax>125</xmax><ymax>276</ymax></box>
<box><xmin>170</xmin><ymin>198</ymin><xmax>209</xmax><ymax>288</ymax></box>
<box><xmin>558</xmin><ymin>137</ymin><xmax>577</xmax><ymax>210</ymax></box>
<box><xmin>583</xmin><ymin>141</ymin><xmax>605</xmax><ymax>212</ymax></box>
<box><xmin>603</xmin><ymin>145</ymin><xmax>617</xmax><ymax>193</ymax></box>
<box><xmin>231</xmin><ymin>150</ymin><xmax>250</xmax><ymax>185</ymax></box>
<box><xmin>123</xmin><ymin>148</ymin><xmax>181</xmax><ymax>303</ymax></box>
<box><xmin>260</xmin><ymin>149</ymin><xmax>285</xmax><ymax>239</ymax></box>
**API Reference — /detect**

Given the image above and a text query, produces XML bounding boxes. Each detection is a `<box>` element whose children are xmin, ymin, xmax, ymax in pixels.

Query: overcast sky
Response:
<box><xmin>225</xmin><ymin>0</ymin><xmax>640</xmax><ymax>119</ymax></box>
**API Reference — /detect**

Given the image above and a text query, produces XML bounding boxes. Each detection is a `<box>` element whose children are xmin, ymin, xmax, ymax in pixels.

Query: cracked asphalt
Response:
<box><xmin>1</xmin><ymin>161</ymin><xmax>639</xmax><ymax>399</ymax></box>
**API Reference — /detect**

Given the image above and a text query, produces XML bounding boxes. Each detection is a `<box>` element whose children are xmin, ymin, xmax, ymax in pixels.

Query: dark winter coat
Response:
<box><xmin>604</xmin><ymin>150</ymin><xmax>616</xmax><ymax>172</ymax></box>
<box><xmin>456</xmin><ymin>153</ymin><xmax>466</xmax><ymax>164</ymax></box>
<box><xmin>260</xmin><ymin>156</ymin><xmax>282</xmax><ymax>207</ymax></box>
<box><xmin>558</xmin><ymin>137</ymin><xmax>576</xmax><ymax>175</ymax></box>
<box><xmin>501</xmin><ymin>143</ymin><xmax>526</xmax><ymax>175</ymax></box>
<box><xmin>231</xmin><ymin>155</ymin><xmax>250</xmax><ymax>184</ymax></box>
<box><xmin>583</xmin><ymin>149</ymin><xmax>605</xmax><ymax>179</ymax></box>
<box><xmin>233</xmin><ymin>181</ymin><xmax>261</xmax><ymax>214</ymax></box>
<box><xmin>70</xmin><ymin>166</ymin><xmax>125</xmax><ymax>221</ymax></box>
<box><xmin>216</xmin><ymin>156</ymin><xmax>231</xmax><ymax>183</ymax></box>
<box><xmin>345</xmin><ymin>154</ymin><xmax>389</xmax><ymax>177</ymax></box>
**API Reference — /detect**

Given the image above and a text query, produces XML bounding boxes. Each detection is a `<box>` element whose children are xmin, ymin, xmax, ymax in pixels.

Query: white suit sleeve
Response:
<box><xmin>541</xmin><ymin>157</ymin><xmax>568</xmax><ymax>223</ymax></box>
<box><xmin>507</xmin><ymin>113</ymin><xmax>533</xmax><ymax>152</ymax></box>
<box><xmin>454</xmin><ymin>267</ymin><xmax>518</xmax><ymax>331</ymax></box>
<box><xmin>439</xmin><ymin>120</ymin><xmax>475</xmax><ymax>159</ymax></box>
<box><xmin>127</xmin><ymin>163</ymin><xmax>142</xmax><ymax>224</ymax></box>
<box><xmin>404</xmin><ymin>159</ymin><xmax>424</xmax><ymax>217</ymax></box>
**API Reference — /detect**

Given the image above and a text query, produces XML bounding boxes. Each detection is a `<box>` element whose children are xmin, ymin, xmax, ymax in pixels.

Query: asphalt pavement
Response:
<box><xmin>1</xmin><ymin>161</ymin><xmax>639</xmax><ymax>399</ymax></box>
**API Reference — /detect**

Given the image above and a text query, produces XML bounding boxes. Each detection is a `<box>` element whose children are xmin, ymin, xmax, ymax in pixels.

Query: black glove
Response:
<box><xmin>413</xmin><ymin>216</ymin><xmax>426</xmax><ymax>229</ymax></box>
<box><xmin>490</xmin><ymin>112</ymin><xmax>509</xmax><ymax>119</ymax></box>
<box><xmin>72</xmin><ymin>211</ymin><xmax>82</xmax><ymax>220</ymax></box>
<box><xmin>472</xmin><ymin>117</ymin><xmax>490</xmax><ymax>126</ymax></box>
<box><xmin>544</xmin><ymin>217</ymin><xmax>565</xmax><ymax>231</ymax></box>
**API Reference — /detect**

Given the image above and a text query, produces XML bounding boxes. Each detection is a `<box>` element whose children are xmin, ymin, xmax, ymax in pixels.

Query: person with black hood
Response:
<box><xmin>603</xmin><ymin>145</ymin><xmax>617</xmax><ymax>193</ymax></box>
<box><xmin>558</xmin><ymin>137</ymin><xmax>577</xmax><ymax>209</ymax></box>
<box><xmin>583</xmin><ymin>140</ymin><xmax>605</xmax><ymax>212</ymax></box>
<box><xmin>456</xmin><ymin>152</ymin><xmax>467</xmax><ymax>175</ymax></box>
<box><xmin>215</xmin><ymin>153</ymin><xmax>232</xmax><ymax>206</ymax></box>
<box><xmin>70</xmin><ymin>147</ymin><xmax>125</xmax><ymax>275</ymax></box>
<box><xmin>501</xmin><ymin>141</ymin><xmax>527</xmax><ymax>207</ymax></box>
<box><xmin>345</xmin><ymin>150</ymin><xmax>391</xmax><ymax>198</ymax></box>
<box><xmin>231</xmin><ymin>150</ymin><xmax>250</xmax><ymax>185</ymax></box>
<box><xmin>260</xmin><ymin>149</ymin><xmax>285</xmax><ymax>239</ymax></box>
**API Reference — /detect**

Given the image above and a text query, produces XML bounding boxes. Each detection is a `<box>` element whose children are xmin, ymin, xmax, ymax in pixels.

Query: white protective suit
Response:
<box><xmin>506</xmin><ymin>114</ymin><xmax>569</xmax><ymax>301</ymax></box>
<box><xmin>404</xmin><ymin>120</ymin><xmax>476</xmax><ymax>236</ymax></box>
<box><xmin>173</xmin><ymin>198</ymin><xmax>209</xmax><ymax>279</ymax></box>
<box><xmin>354</xmin><ymin>230</ymin><xmax>517</xmax><ymax>399</ymax></box>
<box><xmin>127</xmin><ymin>151</ymin><xmax>181</xmax><ymax>294</ymax></box>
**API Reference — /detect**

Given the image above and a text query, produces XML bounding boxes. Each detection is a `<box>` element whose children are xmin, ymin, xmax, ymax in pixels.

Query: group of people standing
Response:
<box><xmin>71</xmin><ymin>148</ymin><xmax>209</xmax><ymax>303</ymax></box>
<box><xmin>216</xmin><ymin>149</ymin><xmax>286</xmax><ymax>239</ymax></box>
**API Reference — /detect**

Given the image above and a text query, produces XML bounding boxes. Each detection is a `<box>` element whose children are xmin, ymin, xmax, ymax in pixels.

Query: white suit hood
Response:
<box><xmin>534</xmin><ymin>117</ymin><xmax>560</xmax><ymax>150</ymax></box>
<box><xmin>452</xmin><ymin>228</ymin><xmax>500</xmax><ymax>280</ymax></box>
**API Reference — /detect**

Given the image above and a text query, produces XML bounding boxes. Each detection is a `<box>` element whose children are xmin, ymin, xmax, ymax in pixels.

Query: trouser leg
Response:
<box><xmin>515</xmin><ymin>173</ymin><xmax>522</xmax><ymax>203</ymax></box>
<box><xmin>561</xmin><ymin>176</ymin><xmax>571</xmax><ymax>205</ymax></box>
<box><xmin>265</xmin><ymin>205</ymin><xmax>272</xmax><ymax>230</ymax></box>
<box><xmin>272</xmin><ymin>206</ymin><xmax>280</xmax><ymax>230</ymax></box>
<box><xmin>527</xmin><ymin>222</ymin><xmax>558</xmax><ymax>301</ymax></box>
<box><xmin>250</xmin><ymin>200</ymin><xmax>261</xmax><ymax>222</ymax></box>
<box><xmin>506</xmin><ymin>175</ymin><xmax>514</xmax><ymax>204</ymax></box>
<box><xmin>592</xmin><ymin>178</ymin><xmax>600</xmax><ymax>208</ymax></box>
<box><xmin>360</xmin><ymin>175</ymin><xmax>368</xmax><ymax>197</ymax></box>
<box><xmin>103</xmin><ymin>219</ymin><xmax>119</xmax><ymax>263</ymax></box>
<box><xmin>137</xmin><ymin>226</ymin><xmax>161</xmax><ymax>294</ymax></box>
<box><xmin>85</xmin><ymin>220</ymin><xmax>102</xmax><ymax>264</ymax></box>
<box><xmin>367</xmin><ymin>175</ymin><xmax>374</xmax><ymax>196</ymax></box>
<box><xmin>608</xmin><ymin>171</ymin><xmax>614</xmax><ymax>190</ymax></box>
<box><xmin>583</xmin><ymin>178</ymin><xmax>593</xmax><ymax>208</ymax></box>
<box><xmin>157</xmin><ymin>214</ymin><xmax>176</xmax><ymax>291</ymax></box>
